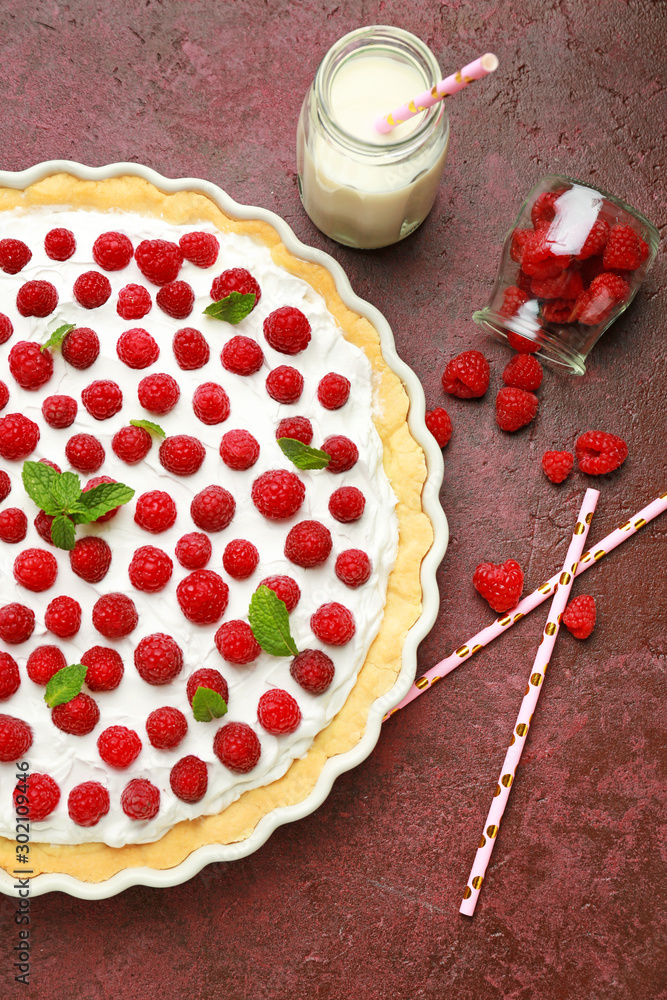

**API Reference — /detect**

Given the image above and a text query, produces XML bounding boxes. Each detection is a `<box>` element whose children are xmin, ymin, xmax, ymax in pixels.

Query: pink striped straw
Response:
<box><xmin>374</xmin><ymin>52</ymin><xmax>499</xmax><ymax>135</ymax></box>
<box><xmin>384</xmin><ymin>489</ymin><xmax>667</xmax><ymax>723</ymax></box>
<box><xmin>459</xmin><ymin>488</ymin><xmax>600</xmax><ymax>916</ymax></box>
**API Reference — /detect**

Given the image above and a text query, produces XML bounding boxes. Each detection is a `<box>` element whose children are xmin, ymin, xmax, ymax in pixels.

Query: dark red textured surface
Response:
<box><xmin>1</xmin><ymin>1</ymin><xmax>666</xmax><ymax>998</ymax></box>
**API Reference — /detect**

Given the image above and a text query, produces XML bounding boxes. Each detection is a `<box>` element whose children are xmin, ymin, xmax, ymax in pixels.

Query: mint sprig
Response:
<box><xmin>248</xmin><ymin>585</ymin><xmax>299</xmax><ymax>658</ymax></box>
<box><xmin>130</xmin><ymin>418</ymin><xmax>166</xmax><ymax>438</ymax></box>
<box><xmin>22</xmin><ymin>462</ymin><xmax>135</xmax><ymax>550</ymax></box>
<box><xmin>203</xmin><ymin>291</ymin><xmax>256</xmax><ymax>325</ymax></box>
<box><xmin>41</xmin><ymin>323</ymin><xmax>75</xmax><ymax>353</ymax></box>
<box><xmin>44</xmin><ymin>663</ymin><xmax>87</xmax><ymax>708</ymax></box>
<box><xmin>277</xmin><ymin>437</ymin><xmax>331</xmax><ymax>471</ymax></box>
<box><xmin>192</xmin><ymin>686</ymin><xmax>228</xmax><ymax>723</ymax></box>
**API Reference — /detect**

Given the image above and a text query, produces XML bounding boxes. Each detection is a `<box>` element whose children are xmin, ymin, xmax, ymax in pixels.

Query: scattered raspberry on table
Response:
<box><xmin>562</xmin><ymin>595</ymin><xmax>597</xmax><ymax>639</ymax></box>
<box><xmin>473</xmin><ymin>559</ymin><xmax>524</xmax><ymax>613</ymax></box>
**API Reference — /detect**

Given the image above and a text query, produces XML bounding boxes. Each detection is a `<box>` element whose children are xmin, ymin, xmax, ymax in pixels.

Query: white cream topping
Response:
<box><xmin>0</xmin><ymin>206</ymin><xmax>398</xmax><ymax>846</ymax></box>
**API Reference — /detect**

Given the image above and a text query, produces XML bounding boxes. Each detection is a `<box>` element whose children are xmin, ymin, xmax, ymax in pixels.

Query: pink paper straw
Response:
<box><xmin>374</xmin><ymin>52</ymin><xmax>499</xmax><ymax>135</ymax></box>
<box><xmin>384</xmin><ymin>489</ymin><xmax>667</xmax><ymax>723</ymax></box>
<box><xmin>459</xmin><ymin>488</ymin><xmax>599</xmax><ymax>916</ymax></box>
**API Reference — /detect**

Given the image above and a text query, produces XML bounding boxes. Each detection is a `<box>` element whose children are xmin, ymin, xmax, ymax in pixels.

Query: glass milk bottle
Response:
<box><xmin>297</xmin><ymin>26</ymin><xmax>450</xmax><ymax>249</ymax></box>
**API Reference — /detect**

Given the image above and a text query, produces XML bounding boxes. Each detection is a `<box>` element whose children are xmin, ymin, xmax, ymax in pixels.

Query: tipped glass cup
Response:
<box><xmin>473</xmin><ymin>176</ymin><xmax>659</xmax><ymax>374</ymax></box>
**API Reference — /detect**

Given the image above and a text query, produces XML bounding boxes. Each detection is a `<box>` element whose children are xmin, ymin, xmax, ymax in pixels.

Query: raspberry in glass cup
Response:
<box><xmin>473</xmin><ymin>176</ymin><xmax>659</xmax><ymax>374</ymax></box>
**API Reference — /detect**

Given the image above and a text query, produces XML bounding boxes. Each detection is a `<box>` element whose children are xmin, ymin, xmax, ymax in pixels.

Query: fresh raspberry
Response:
<box><xmin>219</xmin><ymin>429</ymin><xmax>260</xmax><ymax>470</ymax></box>
<box><xmin>93</xmin><ymin>231</ymin><xmax>133</xmax><ymax>270</ymax></box>
<box><xmin>0</xmin><ymin>508</ymin><xmax>27</xmax><ymax>543</ymax></box>
<box><xmin>39</xmin><ymin>458</ymin><xmax>62</xmax><ymax>474</ymax></box>
<box><xmin>223</xmin><ymin>538</ymin><xmax>259</xmax><ymax>579</ymax></box>
<box><xmin>13</xmin><ymin>772</ymin><xmax>60</xmax><ymax>821</ymax></box>
<box><xmin>321</xmin><ymin>435</ymin><xmax>358</xmax><ymax>473</ymax></box>
<box><xmin>495</xmin><ymin>386</ymin><xmax>539</xmax><ymax>432</ymax></box>
<box><xmin>0</xmin><ymin>715</ymin><xmax>33</xmax><ymax>761</ymax></box>
<box><xmin>80</xmin><ymin>646</ymin><xmax>124</xmax><ymax>692</ymax></box>
<box><xmin>290</xmin><ymin>649</ymin><xmax>335</xmax><ymax>695</ymax></box>
<box><xmin>575</xmin><ymin>430</ymin><xmax>628</xmax><ymax>475</ymax></box>
<box><xmin>0</xmin><ymin>380</ymin><xmax>10</xmax><ymax>410</ymax></box>
<box><xmin>264</xmin><ymin>307</ymin><xmax>311</xmax><ymax>355</ymax></box>
<box><xmin>425</xmin><ymin>407</ymin><xmax>452</xmax><ymax>447</ymax></box>
<box><xmin>0</xmin><ymin>413</ymin><xmax>40</xmax><ymax>460</ymax></box>
<box><xmin>190</xmin><ymin>485</ymin><xmax>236</xmax><ymax>532</ymax></box>
<box><xmin>257</xmin><ymin>689</ymin><xmax>301</xmax><ymax>735</ymax></box>
<box><xmin>177</xmin><ymin>570</ymin><xmax>229</xmax><ymax>624</ymax></box>
<box><xmin>116</xmin><ymin>327</ymin><xmax>160</xmax><ymax>369</ymax></box>
<box><xmin>134</xmin><ymin>490</ymin><xmax>177</xmax><ymax>533</ymax></box>
<box><xmin>576</xmin><ymin>219</ymin><xmax>610</xmax><ymax>261</ymax></box>
<box><xmin>0</xmin><ymin>471</ymin><xmax>9</xmax><ymax>502</ymax></box>
<box><xmin>0</xmin><ymin>313</ymin><xmax>12</xmax><ymax>344</ymax></box>
<box><xmin>44</xmin><ymin>228</ymin><xmax>76</xmax><ymax>261</ymax></box>
<box><xmin>516</xmin><ymin>269</ymin><xmax>534</xmax><ymax>293</ymax></box>
<box><xmin>129</xmin><ymin>545</ymin><xmax>174</xmax><ymax>592</ymax></box>
<box><xmin>8</xmin><ymin>341</ymin><xmax>54</xmax><ymax>390</ymax></box>
<box><xmin>26</xmin><ymin>644</ymin><xmax>66</xmax><ymax>684</ymax></box>
<box><xmin>0</xmin><ymin>652</ymin><xmax>20</xmax><ymax>700</ymax></box>
<box><xmin>175</xmin><ymin>532</ymin><xmax>212</xmax><ymax>570</ymax></box>
<box><xmin>276</xmin><ymin>416</ymin><xmax>313</xmax><ymax>445</ymax></box>
<box><xmin>92</xmin><ymin>593</ymin><xmax>138</xmax><ymax>638</ymax></box>
<box><xmin>65</xmin><ymin>433</ymin><xmax>105</xmax><ymax>472</ymax></box>
<box><xmin>170</xmin><ymin>755</ymin><xmax>208</xmax><ymax>802</ymax></box>
<box><xmin>192</xmin><ymin>382</ymin><xmax>230</xmax><ymax>424</ymax></box>
<box><xmin>135</xmin><ymin>239</ymin><xmax>184</xmax><ymax>285</ymax></box>
<box><xmin>562</xmin><ymin>594</ymin><xmax>597</xmax><ymax>639</ymax></box>
<box><xmin>258</xmin><ymin>575</ymin><xmax>300</xmax><ymax>613</ymax></box>
<box><xmin>69</xmin><ymin>536</ymin><xmax>112</xmax><ymax>582</ymax></box>
<box><xmin>335</xmin><ymin>549</ymin><xmax>372</xmax><ymax>588</ymax></box>
<box><xmin>68</xmin><ymin>781</ymin><xmax>110</xmax><ymax>826</ymax></box>
<box><xmin>138</xmin><ymin>372</ymin><xmax>180</xmax><ymax>414</ymax></box>
<box><xmin>502</xmin><ymin>354</ymin><xmax>543</xmax><ymax>391</ymax></box>
<box><xmin>42</xmin><ymin>394</ymin><xmax>78</xmax><ymax>429</ymax></box>
<box><xmin>310</xmin><ymin>603</ymin><xmax>356</xmax><ymax>645</ymax></box>
<box><xmin>210</xmin><ymin>268</ymin><xmax>262</xmax><ymax>308</ymax></box>
<box><xmin>541</xmin><ymin>299</ymin><xmax>576</xmax><ymax>324</ymax></box>
<box><xmin>541</xmin><ymin>450</ymin><xmax>574</xmax><ymax>484</ymax></box>
<box><xmin>531</xmin><ymin>269</ymin><xmax>583</xmax><ymax>300</ymax></box>
<box><xmin>509</xmin><ymin>228</ymin><xmax>532</xmax><ymax>263</ymax></box>
<box><xmin>215</xmin><ymin>620</ymin><xmax>261</xmax><ymax>664</ymax></box>
<box><xmin>498</xmin><ymin>286</ymin><xmax>530</xmax><ymax>318</ymax></box>
<box><xmin>0</xmin><ymin>238</ymin><xmax>31</xmax><ymax>274</ymax></box>
<box><xmin>157</xmin><ymin>280</ymin><xmax>195</xmax><ymax>319</ymax></box>
<box><xmin>82</xmin><ymin>475</ymin><xmax>120</xmax><ymax>522</ymax></box>
<box><xmin>328</xmin><ymin>486</ymin><xmax>366</xmax><ymax>523</ymax></box>
<box><xmin>134</xmin><ymin>633</ymin><xmax>183</xmax><ymax>685</ymax></box>
<box><xmin>159</xmin><ymin>434</ymin><xmax>206</xmax><ymax>475</ymax></box>
<box><xmin>602</xmin><ymin>223</ymin><xmax>648</xmax><ymax>271</ymax></box>
<box><xmin>285</xmin><ymin>520</ymin><xmax>332</xmax><ymax>568</ymax></box>
<box><xmin>117</xmin><ymin>283</ymin><xmax>152</xmax><ymax>320</ymax></box>
<box><xmin>473</xmin><ymin>559</ymin><xmax>524</xmax><ymax>612</ymax></box>
<box><xmin>16</xmin><ymin>279</ymin><xmax>58</xmax><ymax>317</ymax></box>
<box><xmin>186</xmin><ymin>668</ymin><xmax>229</xmax><ymax>707</ymax></box>
<box><xmin>73</xmin><ymin>271</ymin><xmax>112</xmax><ymax>309</ymax></box>
<box><xmin>521</xmin><ymin>230</ymin><xmax>571</xmax><ymax>279</ymax></box>
<box><xmin>52</xmin><ymin>693</ymin><xmax>100</xmax><ymax>736</ymax></box>
<box><xmin>14</xmin><ymin>548</ymin><xmax>58</xmax><ymax>592</ymax></box>
<box><xmin>571</xmin><ymin>273</ymin><xmax>630</xmax><ymax>326</ymax></box>
<box><xmin>221</xmin><ymin>335</ymin><xmax>264</xmax><ymax>375</ymax></box>
<box><xmin>179</xmin><ymin>231</ymin><xmax>220</xmax><ymax>268</ymax></box>
<box><xmin>146</xmin><ymin>707</ymin><xmax>188</xmax><ymax>750</ymax></box>
<box><xmin>442</xmin><ymin>350</ymin><xmax>490</xmax><ymax>398</ymax></box>
<box><xmin>97</xmin><ymin>726</ymin><xmax>142</xmax><ymax>768</ymax></box>
<box><xmin>112</xmin><ymin>424</ymin><xmax>152</xmax><ymax>464</ymax></box>
<box><xmin>530</xmin><ymin>188</ymin><xmax>567</xmax><ymax>229</ymax></box>
<box><xmin>317</xmin><ymin>372</ymin><xmax>351</xmax><ymax>410</ymax></box>
<box><xmin>121</xmin><ymin>778</ymin><xmax>160</xmax><ymax>820</ymax></box>
<box><xmin>81</xmin><ymin>379</ymin><xmax>123</xmax><ymax>420</ymax></box>
<box><xmin>251</xmin><ymin>469</ymin><xmax>305</xmax><ymax>519</ymax></box>
<box><xmin>44</xmin><ymin>596</ymin><xmax>82</xmax><ymax>638</ymax></box>
<box><xmin>173</xmin><ymin>327</ymin><xmax>210</xmax><ymax>369</ymax></box>
<box><xmin>213</xmin><ymin>723</ymin><xmax>261</xmax><ymax>773</ymax></box>
<box><xmin>61</xmin><ymin>326</ymin><xmax>100</xmax><ymax>369</ymax></box>
<box><xmin>0</xmin><ymin>604</ymin><xmax>35</xmax><ymax>644</ymax></box>
<box><xmin>265</xmin><ymin>366</ymin><xmax>304</xmax><ymax>403</ymax></box>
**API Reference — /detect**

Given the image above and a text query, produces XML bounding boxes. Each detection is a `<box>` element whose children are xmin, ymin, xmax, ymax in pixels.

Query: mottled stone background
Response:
<box><xmin>0</xmin><ymin>1</ymin><xmax>665</xmax><ymax>997</ymax></box>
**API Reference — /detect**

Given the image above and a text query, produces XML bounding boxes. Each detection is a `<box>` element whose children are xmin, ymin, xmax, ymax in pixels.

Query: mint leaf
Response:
<box><xmin>192</xmin><ymin>686</ymin><xmax>228</xmax><ymax>723</ymax></box>
<box><xmin>248</xmin><ymin>585</ymin><xmax>299</xmax><ymax>657</ymax></box>
<box><xmin>74</xmin><ymin>482</ymin><xmax>135</xmax><ymax>522</ymax></box>
<box><xmin>130</xmin><ymin>419</ymin><xmax>166</xmax><ymax>438</ymax></box>
<box><xmin>277</xmin><ymin>437</ymin><xmax>331</xmax><ymax>471</ymax></box>
<box><xmin>49</xmin><ymin>471</ymin><xmax>82</xmax><ymax>509</ymax></box>
<box><xmin>203</xmin><ymin>291</ymin><xmax>256</xmax><ymax>325</ymax></box>
<box><xmin>44</xmin><ymin>663</ymin><xmax>87</xmax><ymax>708</ymax></box>
<box><xmin>41</xmin><ymin>323</ymin><xmax>75</xmax><ymax>353</ymax></box>
<box><xmin>50</xmin><ymin>514</ymin><xmax>76</xmax><ymax>550</ymax></box>
<box><xmin>21</xmin><ymin>461</ymin><xmax>60</xmax><ymax>513</ymax></box>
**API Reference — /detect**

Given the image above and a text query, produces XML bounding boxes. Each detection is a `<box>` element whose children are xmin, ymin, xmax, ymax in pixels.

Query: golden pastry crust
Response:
<box><xmin>0</xmin><ymin>173</ymin><xmax>433</xmax><ymax>883</ymax></box>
